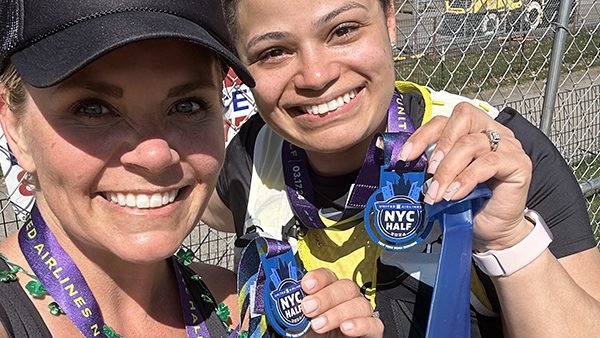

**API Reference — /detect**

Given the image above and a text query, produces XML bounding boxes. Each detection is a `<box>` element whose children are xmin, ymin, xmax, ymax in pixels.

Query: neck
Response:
<box><xmin>304</xmin><ymin>141</ymin><xmax>370</xmax><ymax>176</ymax></box>
<box><xmin>305</xmin><ymin>120</ymin><xmax>386</xmax><ymax>177</ymax></box>
<box><xmin>28</xmin><ymin>199</ymin><xmax>185</xmax><ymax>332</ymax></box>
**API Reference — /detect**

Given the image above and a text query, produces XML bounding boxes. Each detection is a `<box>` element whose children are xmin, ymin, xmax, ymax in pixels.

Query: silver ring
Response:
<box><xmin>372</xmin><ymin>311</ymin><xmax>380</xmax><ymax>319</ymax></box>
<box><xmin>482</xmin><ymin>129</ymin><xmax>501</xmax><ymax>152</ymax></box>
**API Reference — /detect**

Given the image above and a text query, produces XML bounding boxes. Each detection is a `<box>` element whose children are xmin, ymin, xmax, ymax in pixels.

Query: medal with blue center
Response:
<box><xmin>260</xmin><ymin>239</ymin><xmax>309</xmax><ymax>337</ymax></box>
<box><xmin>365</xmin><ymin>132</ymin><xmax>431</xmax><ymax>250</ymax></box>
<box><xmin>237</xmin><ymin>237</ymin><xmax>309</xmax><ymax>338</ymax></box>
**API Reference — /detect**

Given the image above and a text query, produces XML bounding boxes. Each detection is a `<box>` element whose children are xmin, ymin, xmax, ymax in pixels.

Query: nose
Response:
<box><xmin>120</xmin><ymin>137</ymin><xmax>181</xmax><ymax>174</ymax></box>
<box><xmin>292</xmin><ymin>48</ymin><xmax>339</xmax><ymax>91</ymax></box>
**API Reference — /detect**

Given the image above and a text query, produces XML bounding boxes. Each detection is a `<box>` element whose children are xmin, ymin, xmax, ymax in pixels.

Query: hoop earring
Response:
<box><xmin>22</xmin><ymin>172</ymin><xmax>37</xmax><ymax>192</ymax></box>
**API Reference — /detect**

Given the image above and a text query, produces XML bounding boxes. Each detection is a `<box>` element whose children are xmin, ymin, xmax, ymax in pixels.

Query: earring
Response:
<box><xmin>22</xmin><ymin>172</ymin><xmax>36</xmax><ymax>192</ymax></box>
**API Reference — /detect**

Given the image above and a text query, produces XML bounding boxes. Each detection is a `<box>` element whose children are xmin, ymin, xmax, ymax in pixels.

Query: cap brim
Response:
<box><xmin>11</xmin><ymin>11</ymin><xmax>254</xmax><ymax>88</ymax></box>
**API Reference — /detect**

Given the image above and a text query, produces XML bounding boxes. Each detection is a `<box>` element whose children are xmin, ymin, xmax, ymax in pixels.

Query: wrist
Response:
<box><xmin>474</xmin><ymin>217</ymin><xmax>534</xmax><ymax>252</ymax></box>
<box><xmin>472</xmin><ymin>209</ymin><xmax>553</xmax><ymax>277</ymax></box>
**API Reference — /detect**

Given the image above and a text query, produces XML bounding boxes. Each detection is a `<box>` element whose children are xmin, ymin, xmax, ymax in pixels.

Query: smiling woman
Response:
<box><xmin>0</xmin><ymin>1</ymin><xmax>380</xmax><ymax>337</ymax></box>
<box><xmin>0</xmin><ymin>1</ymin><xmax>249</xmax><ymax>336</ymax></box>
<box><xmin>203</xmin><ymin>0</ymin><xmax>600</xmax><ymax>337</ymax></box>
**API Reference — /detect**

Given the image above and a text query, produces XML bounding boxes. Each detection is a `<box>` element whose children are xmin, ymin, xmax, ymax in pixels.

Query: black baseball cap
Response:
<box><xmin>0</xmin><ymin>0</ymin><xmax>255</xmax><ymax>88</ymax></box>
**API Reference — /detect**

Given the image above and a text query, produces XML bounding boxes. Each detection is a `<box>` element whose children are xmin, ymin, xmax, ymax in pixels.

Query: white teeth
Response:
<box><xmin>343</xmin><ymin>92</ymin><xmax>351</xmax><ymax>103</ymax></box>
<box><xmin>104</xmin><ymin>190</ymin><xmax>179</xmax><ymax>209</ymax></box>
<box><xmin>126</xmin><ymin>193</ymin><xmax>136</xmax><ymax>207</ymax></box>
<box><xmin>136</xmin><ymin>194</ymin><xmax>150</xmax><ymax>208</ymax></box>
<box><xmin>117</xmin><ymin>193</ymin><xmax>126</xmax><ymax>205</ymax></box>
<box><xmin>150</xmin><ymin>193</ymin><xmax>163</xmax><ymax>208</ymax></box>
<box><xmin>327</xmin><ymin>100</ymin><xmax>338</xmax><ymax>111</ymax></box>
<box><xmin>304</xmin><ymin>89</ymin><xmax>357</xmax><ymax>115</ymax></box>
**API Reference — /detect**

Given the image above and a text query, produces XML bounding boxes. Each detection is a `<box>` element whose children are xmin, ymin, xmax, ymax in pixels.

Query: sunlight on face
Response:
<box><xmin>14</xmin><ymin>39</ymin><xmax>226</xmax><ymax>263</ymax></box>
<box><xmin>234</xmin><ymin>0</ymin><xmax>397</xmax><ymax>173</ymax></box>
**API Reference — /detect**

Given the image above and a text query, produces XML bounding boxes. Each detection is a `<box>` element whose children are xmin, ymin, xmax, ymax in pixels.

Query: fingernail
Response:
<box><xmin>424</xmin><ymin>180</ymin><xmax>438</xmax><ymax>205</ymax></box>
<box><xmin>302</xmin><ymin>278</ymin><xmax>317</xmax><ymax>291</ymax></box>
<box><xmin>341</xmin><ymin>321</ymin><xmax>354</xmax><ymax>331</ymax></box>
<box><xmin>311</xmin><ymin>315</ymin><xmax>327</xmax><ymax>331</ymax></box>
<box><xmin>398</xmin><ymin>142</ymin><xmax>413</xmax><ymax>161</ymax></box>
<box><xmin>442</xmin><ymin>181</ymin><xmax>461</xmax><ymax>201</ymax></box>
<box><xmin>302</xmin><ymin>296</ymin><xmax>319</xmax><ymax>314</ymax></box>
<box><xmin>427</xmin><ymin>150</ymin><xmax>444</xmax><ymax>174</ymax></box>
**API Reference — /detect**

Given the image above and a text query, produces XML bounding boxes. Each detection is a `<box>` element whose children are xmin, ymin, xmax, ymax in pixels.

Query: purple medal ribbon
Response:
<box><xmin>19</xmin><ymin>206</ymin><xmax>107</xmax><ymax>337</ymax></box>
<box><xmin>282</xmin><ymin>90</ymin><xmax>422</xmax><ymax>229</ymax></box>
<box><xmin>171</xmin><ymin>256</ymin><xmax>212</xmax><ymax>338</ymax></box>
<box><xmin>19</xmin><ymin>205</ymin><xmax>224</xmax><ymax>338</ymax></box>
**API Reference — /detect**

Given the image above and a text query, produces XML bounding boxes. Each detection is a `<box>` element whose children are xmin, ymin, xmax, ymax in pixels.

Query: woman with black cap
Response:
<box><xmin>0</xmin><ymin>1</ymin><xmax>382</xmax><ymax>337</ymax></box>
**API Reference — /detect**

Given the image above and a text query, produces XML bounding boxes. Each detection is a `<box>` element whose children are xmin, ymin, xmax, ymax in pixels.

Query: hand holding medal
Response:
<box><xmin>394</xmin><ymin>102</ymin><xmax>535</xmax><ymax>337</ymax></box>
<box><xmin>237</xmin><ymin>238</ymin><xmax>383</xmax><ymax>337</ymax></box>
<box><xmin>397</xmin><ymin>103</ymin><xmax>533</xmax><ymax>253</ymax></box>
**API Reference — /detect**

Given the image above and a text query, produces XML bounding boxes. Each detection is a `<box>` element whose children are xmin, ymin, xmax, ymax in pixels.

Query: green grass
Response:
<box><xmin>394</xmin><ymin>29</ymin><xmax>600</xmax><ymax>244</ymax></box>
<box><xmin>394</xmin><ymin>30</ymin><xmax>600</xmax><ymax>94</ymax></box>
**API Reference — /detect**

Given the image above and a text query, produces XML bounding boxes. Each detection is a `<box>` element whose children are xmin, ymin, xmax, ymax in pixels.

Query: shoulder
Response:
<box><xmin>188</xmin><ymin>262</ymin><xmax>240</xmax><ymax>327</ymax></box>
<box><xmin>188</xmin><ymin>262</ymin><xmax>236</xmax><ymax>301</ymax></box>
<box><xmin>395</xmin><ymin>81</ymin><xmax>500</xmax><ymax>123</ymax></box>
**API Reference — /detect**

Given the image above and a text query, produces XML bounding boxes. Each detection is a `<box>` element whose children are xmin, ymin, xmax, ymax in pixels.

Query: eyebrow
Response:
<box><xmin>245</xmin><ymin>2</ymin><xmax>368</xmax><ymax>51</ymax></box>
<box><xmin>314</xmin><ymin>2</ymin><xmax>368</xmax><ymax>27</ymax></box>
<box><xmin>56</xmin><ymin>80</ymin><xmax>123</xmax><ymax>98</ymax></box>
<box><xmin>246</xmin><ymin>31</ymin><xmax>289</xmax><ymax>51</ymax></box>
<box><xmin>167</xmin><ymin>81</ymin><xmax>215</xmax><ymax>98</ymax></box>
<box><xmin>55</xmin><ymin>80</ymin><xmax>215</xmax><ymax>99</ymax></box>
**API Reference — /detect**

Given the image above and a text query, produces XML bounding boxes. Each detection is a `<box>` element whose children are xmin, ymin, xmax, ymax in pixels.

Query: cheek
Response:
<box><xmin>250</xmin><ymin>68</ymin><xmax>288</xmax><ymax>109</ymax></box>
<box><xmin>180</xmin><ymin>125</ymin><xmax>225</xmax><ymax>178</ymax></box>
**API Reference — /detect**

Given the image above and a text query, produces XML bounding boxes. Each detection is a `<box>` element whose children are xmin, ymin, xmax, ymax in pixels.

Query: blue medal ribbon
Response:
<box><xmin>237</xmin><ymin>237</ymin><xmax>309</xmax><ymax>337</ymax></box>
<box><xmin>424</xmin><ymin>185</ymin><xmax>491</xmax><ymax>338</ymax></box>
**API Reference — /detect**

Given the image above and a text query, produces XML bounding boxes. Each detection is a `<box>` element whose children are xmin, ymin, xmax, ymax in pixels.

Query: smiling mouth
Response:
<box><xmin>301</xmin><ymin>89</ymin><xmax>357</xmax><ymax>115</ymax></box>
<box><xmin>102</xmin><ymin>189</ymin><xmax>180</xmax><ymax>209</ymax></box>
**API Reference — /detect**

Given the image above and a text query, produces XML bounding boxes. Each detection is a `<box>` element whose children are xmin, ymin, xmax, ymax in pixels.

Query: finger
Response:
<box><xmin>430</xmin><ymin>103</ymin><xmax>513</xmax><ymax>169</ymax></box>
<box><xmin>423</xmin><ymin>131</ymin><xmax>513</xmax><ymax>204</ymax></box>
<box><xmin>301</xmin><ymin>267</ymin><xmax>338</xmax><ymax>295</ymax></box>
<box><xmin>308</xmin><ymin>296</ymin><xmax>374</xmax><ymax>334</ymax></box>
<box><xmin>340</xmin><ymin>317</ymin><xmax>384</xmax><ymax>338</ymax></box>
<box><xmin>398</xmin><ymin>115</ymin><xmax>449</xmax><ymax>162</ymax></box>
<box><xmin>427</xmin><ymin>139</ymin><xmax>531</xmax><ymax>204</ymax></box>
<box><xmin>301</xmin><ymin>278</ymin><xmax>362</xmax><ymax>318</ymax></box>
<box><xmin>400</xmin><ymin>103</ymin><xmax>513</xmax><ymax>169</ymax></box>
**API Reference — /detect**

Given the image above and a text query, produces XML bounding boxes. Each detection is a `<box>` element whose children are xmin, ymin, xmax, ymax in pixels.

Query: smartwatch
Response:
<box><xmin>473</xmin><ymin>209</ymin><xmax>553</xmax><ymax>277</ymax></box>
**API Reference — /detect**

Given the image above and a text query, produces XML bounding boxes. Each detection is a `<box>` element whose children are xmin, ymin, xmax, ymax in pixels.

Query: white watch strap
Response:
<box><xmin>473</xmin><ymin>209</ymin><xmax>553</xmax><ymax>277</ymax></box>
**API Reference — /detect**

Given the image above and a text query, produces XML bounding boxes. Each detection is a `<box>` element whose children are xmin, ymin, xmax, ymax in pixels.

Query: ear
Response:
<box><xmin>0</xmin><ymin>89</ymin><xmax>36</xmax><ymax>173</ymax></box>
<box><xmin>385</xmin><ymin>1</ymin><xmax>397</xmax><ymax>46</ymax></box>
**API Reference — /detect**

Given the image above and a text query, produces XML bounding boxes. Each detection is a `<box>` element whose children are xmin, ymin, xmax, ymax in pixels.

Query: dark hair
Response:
<box><xmin>222</xmin><ymin>0</ymin><xmax>392</xmax><ymax>43</ymax></box>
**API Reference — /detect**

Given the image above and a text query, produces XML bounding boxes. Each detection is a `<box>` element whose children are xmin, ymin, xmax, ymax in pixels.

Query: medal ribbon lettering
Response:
<box><xmin>19</xmin><ymin>205</ymin><xmax>225</xmax><ymax>338</ymax></box>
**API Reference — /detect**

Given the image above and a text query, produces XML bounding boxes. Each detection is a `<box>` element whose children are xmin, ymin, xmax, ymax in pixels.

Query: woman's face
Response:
<box><xmin>4</xmin><ymin>40</ymin><xmax>225</xmax><ymax>263</ymax></box>
<box><xmin>234</xmin><ymin>0</ymin><xmax>397</xmax><ymax>155</ymax></box>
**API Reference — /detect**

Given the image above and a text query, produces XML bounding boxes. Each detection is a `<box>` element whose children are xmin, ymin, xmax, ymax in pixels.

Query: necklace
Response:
<box><xmin>2</xmin><ymin>204</ymin><xmax>237</xmax><ymax>337</ymax></box>
<box><xmin>0</xmin><ymin>249</ymin><xmax>235</xmax><ymax>338</ymax></box>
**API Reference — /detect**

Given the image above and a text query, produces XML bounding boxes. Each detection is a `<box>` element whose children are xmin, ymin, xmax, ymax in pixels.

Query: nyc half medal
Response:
<box><xmin>365</xmin><ymin>132</ymin><xmax>431</xmax><ymax>250</ymax></box>
<box><xmin>258</xmin><ymin>239</ymin><xmax>310</xmax><ymax>337</ymax></box>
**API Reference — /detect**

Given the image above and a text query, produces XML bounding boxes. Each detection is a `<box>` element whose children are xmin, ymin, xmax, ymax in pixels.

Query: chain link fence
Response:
<box><xmin>0</xmin><ymin>0</ymin><xmax>598</xmax><ymax>269</ymax></box>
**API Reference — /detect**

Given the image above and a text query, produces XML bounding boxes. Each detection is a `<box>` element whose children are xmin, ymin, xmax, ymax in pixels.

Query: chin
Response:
<box><xmin>108</xmin><ymin>234</ymin><xmax>185</xmax><ymax>265</ymax></box>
